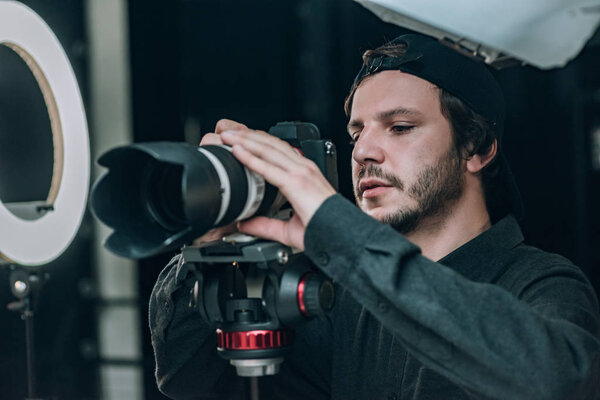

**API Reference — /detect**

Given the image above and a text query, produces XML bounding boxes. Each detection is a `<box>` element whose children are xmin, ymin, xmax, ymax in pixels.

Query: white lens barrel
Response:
<box><xmin>198</xmin><ymin>145</ymin><xmax>266</xmax><ymax>226</ymax></box>
<box><xmin>236</xmin><ymin>167</ymin><xmax>266</xmax><ymax>221</ymax></box>
<box><xmin>197</xmin><ymin>147</ymin><xmax>231</xmax><ymax>226</ymax></box>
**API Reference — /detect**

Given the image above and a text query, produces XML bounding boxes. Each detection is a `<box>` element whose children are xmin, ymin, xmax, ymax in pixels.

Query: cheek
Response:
<box><xmin>351</xmin><ymin>160</ymin><xmax>359</xmax><ymax>179</ymax></box>
<box><xmin>386</xmin><ymin>149</ymin><xmax>414</xmax><ymax>177</ymax></box>
<box><xmin>401</xmin><ymin>138</ymin><xmax>443</xmax><ymax>171</ymax></box>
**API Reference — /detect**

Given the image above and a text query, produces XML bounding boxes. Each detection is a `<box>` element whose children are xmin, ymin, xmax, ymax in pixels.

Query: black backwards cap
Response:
<box><xmin>353</xmin><ymin>34</ymin><xmax>524</xmax><ymax>221</ymax></box>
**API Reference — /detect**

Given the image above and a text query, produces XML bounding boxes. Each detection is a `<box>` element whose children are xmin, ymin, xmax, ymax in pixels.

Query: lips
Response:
<box><xmin>359</xmin><ymin>178</ymin><xmax>393</xmax><ymax>198</ymax></box>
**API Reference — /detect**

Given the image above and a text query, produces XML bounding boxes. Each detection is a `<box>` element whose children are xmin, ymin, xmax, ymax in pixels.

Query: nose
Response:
<box><xmin>352</xmin><ymin>127</ymin><xmax>385</xmax><ymax>165</ymax></box>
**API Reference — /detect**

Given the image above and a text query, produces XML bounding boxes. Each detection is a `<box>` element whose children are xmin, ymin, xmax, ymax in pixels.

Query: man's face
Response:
<box><xmin>349</xmin><ymin>70</ymin><xmax>464</xmax><ymax>233</ymax></box>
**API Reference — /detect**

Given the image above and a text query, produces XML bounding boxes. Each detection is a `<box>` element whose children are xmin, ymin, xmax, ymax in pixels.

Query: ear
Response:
<box><xmin>465</xmin><ymin>139</ymin><xmax>497</xmax><ymax>174</ymax></box>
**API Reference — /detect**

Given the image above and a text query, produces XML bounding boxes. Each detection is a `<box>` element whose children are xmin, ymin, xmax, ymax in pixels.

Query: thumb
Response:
<box><xmin>237</xmin><ymin>215</ymin><xmax>304</xmax><ymax>250</ymax></box>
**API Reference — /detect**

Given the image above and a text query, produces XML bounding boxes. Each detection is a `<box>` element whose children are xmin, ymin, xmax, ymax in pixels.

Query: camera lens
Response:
<box><xmin>142</xmin><ymin>163</ymin><xmax>186</xmax><ymax>232</ymax></box>
<box><xmin>91</xmin><ymin>142</ymin><xmax>279</xmax><ymax>258</ymax></box>
<box><xmin>192</xmin><ymin>145</ymin><xmax>278</xmax><ymax>228</ymax></box>
<box><xmin>194</xmin><ymin>145</ymin><xmax>251</xmax><ymax>227</ymax></box>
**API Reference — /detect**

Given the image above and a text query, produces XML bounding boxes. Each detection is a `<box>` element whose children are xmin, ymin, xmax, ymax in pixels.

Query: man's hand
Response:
<box><xmin>219</xmin><ymin>122</ymin><xmax>336</xmax><ymax>250</ymax></box>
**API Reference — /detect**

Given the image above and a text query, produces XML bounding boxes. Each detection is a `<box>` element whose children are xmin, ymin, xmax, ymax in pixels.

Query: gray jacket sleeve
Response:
<box><xmin>303</xmin><ymin>194</ymin><xmax>600</xmax><ymax>400</ymax></box>
<box><xmin>149</xmin><ymin>254</ymin><xmax>245</xmax><ymax>399</ymax></box>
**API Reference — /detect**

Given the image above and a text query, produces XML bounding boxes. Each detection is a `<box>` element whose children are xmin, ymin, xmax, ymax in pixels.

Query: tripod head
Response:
<box><xmin>182</xmin><ymin>236</ymin><xmax>334</xmax><ymax>377</ymax></box>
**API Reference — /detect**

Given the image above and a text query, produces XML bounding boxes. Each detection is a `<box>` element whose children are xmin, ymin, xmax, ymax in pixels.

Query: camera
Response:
<box><xmin>90</xmin><ymin>121</ymin><xmax>338</xmax><ymax>259</ymax></box>
<box><xmin>91</xmin><ymin>122</ymin><xmax>338</xmax><ymax>376</ymax></box>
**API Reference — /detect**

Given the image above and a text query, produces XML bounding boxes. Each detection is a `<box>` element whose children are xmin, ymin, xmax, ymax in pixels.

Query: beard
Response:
<box><xmin>354</xmin><ymin>146</ymin><xmax>464</xmax><ymax>234</ymax></box>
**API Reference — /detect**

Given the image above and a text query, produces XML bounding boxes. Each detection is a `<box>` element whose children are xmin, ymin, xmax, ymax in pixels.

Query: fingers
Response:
<box><xmin>238</xmin><ymin>216</ymin><xmax>288</xmax><ymax>243</ymax></box>
<box><xmin>238</xmin><ymin>215</ymin><xmax>305</xmax><ymax>250</ymax></box>
<box><xmin>200</xmin><ymin>133</ymin><xmax>223</xmax><ymax>146</ymax></box>
<box><xmin>221</xmin><ymin>130</ymin><xmax>306</xmax><ymax>173</ymax></box>
<box><xmin>200</xmin><ymin>119</ymin><xmax>249</xmax><ymax>146</ymax></box>
<box><xmin>229</xmin><ymin>143</ymin><xmax>296</xmax><ymax>189</ymax></box>
<box><xmin>215</xmin><ymin>119</ymin><xmax>248</xmax><ymax>134</ymax></box>
<box><xmin>221</xmin><ymin>129</ymin><xmax>335</xmax><ymax>226</ymax></box>
<box><xmin>204</xmin><ymin>122</ymin><xmax>335</xmax><ymax>231</ymax></box>
<box><xmin>192</xmin><ymin>223</ymin><xmax>237</xmax><ymax>245</ymax></box>
<box><xmin>221</xmin><ymin>129</ymin><xmax>299</xmax><ymax>158</ymax></box>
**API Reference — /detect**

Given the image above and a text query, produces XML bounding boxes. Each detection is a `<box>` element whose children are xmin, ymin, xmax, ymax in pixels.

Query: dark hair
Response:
<box><xmin>344</xmin><ymin>42</ymin><xmax>503</xmax><ymax>217</ymax></box>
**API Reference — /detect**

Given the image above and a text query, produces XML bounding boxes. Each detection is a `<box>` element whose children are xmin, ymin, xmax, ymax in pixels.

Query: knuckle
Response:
<box><xmin>302</xmin><ymin>163</ymin><xmax>314</xmax><ymax>174</ymax></box>
<box><xmin>298</xmin><ymin>159</ymin><xmax>319</xmax><ymax>174</ymax></box>
<box><xmin>291</xmin><ymin>165</ymin><xmax>311</xmax><ymax>181</ymax></box>
<box><xmin>307</xmin><ymin>160</ymin><xmax>320</xmax><ymax>172</ymax></box>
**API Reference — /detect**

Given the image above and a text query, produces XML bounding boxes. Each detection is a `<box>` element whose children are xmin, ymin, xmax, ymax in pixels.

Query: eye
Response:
<box><xmin>392</xmin><ymin>125</ymin><xmax>414</xmax><ymax>134</ymax></box>
<box><xmin>348</xmin><ymin>131</ymin><xmax>361</xmax><ymax>145</ymax></box>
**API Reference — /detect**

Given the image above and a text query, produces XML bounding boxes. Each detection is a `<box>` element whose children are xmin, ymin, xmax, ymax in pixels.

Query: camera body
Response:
<box><xmin>90</xmin><ymin>121</ymin><xmax>338</xmax><ymax>259</ymax></box>
<box><xmin>268</xmin><ymin>122</ymin><xmax>338</xmax><ymax>191</ymax></box>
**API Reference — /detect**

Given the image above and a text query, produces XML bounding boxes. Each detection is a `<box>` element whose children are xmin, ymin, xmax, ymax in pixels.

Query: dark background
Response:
<box><xmin>0</xmin><ymin>0</ymin><xmax>599</xmax><ymax>398</ymax></box>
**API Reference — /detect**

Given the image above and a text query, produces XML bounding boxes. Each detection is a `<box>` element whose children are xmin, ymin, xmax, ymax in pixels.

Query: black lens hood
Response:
<box><xmin>91</xmin><ymin>142</ymin><xmax>223</xmax><ymax>258</ymax></box>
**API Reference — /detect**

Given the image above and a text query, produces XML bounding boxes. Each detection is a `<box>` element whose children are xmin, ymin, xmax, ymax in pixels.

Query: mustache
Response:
<box><xmin>355</xmin><ymin>164</ymin><xmax>404</xmax><ymax>195</ymax></box>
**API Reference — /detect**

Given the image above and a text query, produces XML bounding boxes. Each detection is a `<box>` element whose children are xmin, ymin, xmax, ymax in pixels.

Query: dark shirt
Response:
<box><xmin>149</xmin><ymin>194</ymin><xmax>600</xmax><ymax>399</ymax></box>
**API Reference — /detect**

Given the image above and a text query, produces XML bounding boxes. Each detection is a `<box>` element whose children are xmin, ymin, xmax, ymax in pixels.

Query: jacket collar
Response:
<box><xmin>438</xmin><ymin>214</ymin><xmax>524</xmax><ymax>283</ymax></box>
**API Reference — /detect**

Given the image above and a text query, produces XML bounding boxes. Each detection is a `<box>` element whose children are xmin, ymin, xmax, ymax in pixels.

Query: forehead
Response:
<box><xmin>350</xmin><ymin>70</ymin><xmax>441</xmax><ymax>119</ymax></box>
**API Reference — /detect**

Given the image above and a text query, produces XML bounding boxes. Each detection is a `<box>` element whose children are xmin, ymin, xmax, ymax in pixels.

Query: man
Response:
<box><xmin>149</xmin><ymin>34</ymin><xmax>600</xmax><ymax>399</ymax></box>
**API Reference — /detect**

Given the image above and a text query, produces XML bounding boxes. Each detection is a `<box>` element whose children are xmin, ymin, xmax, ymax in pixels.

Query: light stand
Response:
<box><xmin>7</xmin><ymin>266</ymin><xmax>49</xmax><ymax>400</ymax></box>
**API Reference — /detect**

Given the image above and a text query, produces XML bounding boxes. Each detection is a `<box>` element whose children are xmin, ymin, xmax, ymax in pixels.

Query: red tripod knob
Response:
<box><xmin>217</xmin><ymin>329</ymin><xmax>293</xmax><ymax>350</ymax></box>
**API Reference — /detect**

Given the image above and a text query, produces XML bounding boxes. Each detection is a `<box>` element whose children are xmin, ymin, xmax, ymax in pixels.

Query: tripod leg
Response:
<box><xmin>8</xmin><ymin>268</ymin><xmax>47</xmax><ymax>400</ymax></box>
<box><xmin>24</xmin><ymin>298</ymin><xmax>37</xmax><ymax>399</ymax></box>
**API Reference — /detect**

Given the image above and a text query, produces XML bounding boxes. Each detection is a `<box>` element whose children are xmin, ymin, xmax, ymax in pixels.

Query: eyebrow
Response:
<box><xmin>347</xmin><ymin>107</ymin><xmax>422</xmax><ymax>134</ymax></box>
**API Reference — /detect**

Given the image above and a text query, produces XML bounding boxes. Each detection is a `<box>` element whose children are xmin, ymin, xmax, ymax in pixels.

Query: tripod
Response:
<box><xmin>7</xmin><ymin>266</ymin><xmax>48</xmax><ymax>400</ymax></box>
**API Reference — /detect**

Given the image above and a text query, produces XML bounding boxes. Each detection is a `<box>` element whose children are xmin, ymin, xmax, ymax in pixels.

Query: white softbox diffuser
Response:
<box><xmin>356</xmin><ymin>0</ymin><xmax>600</xmax><ymax>69</ymax></box>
